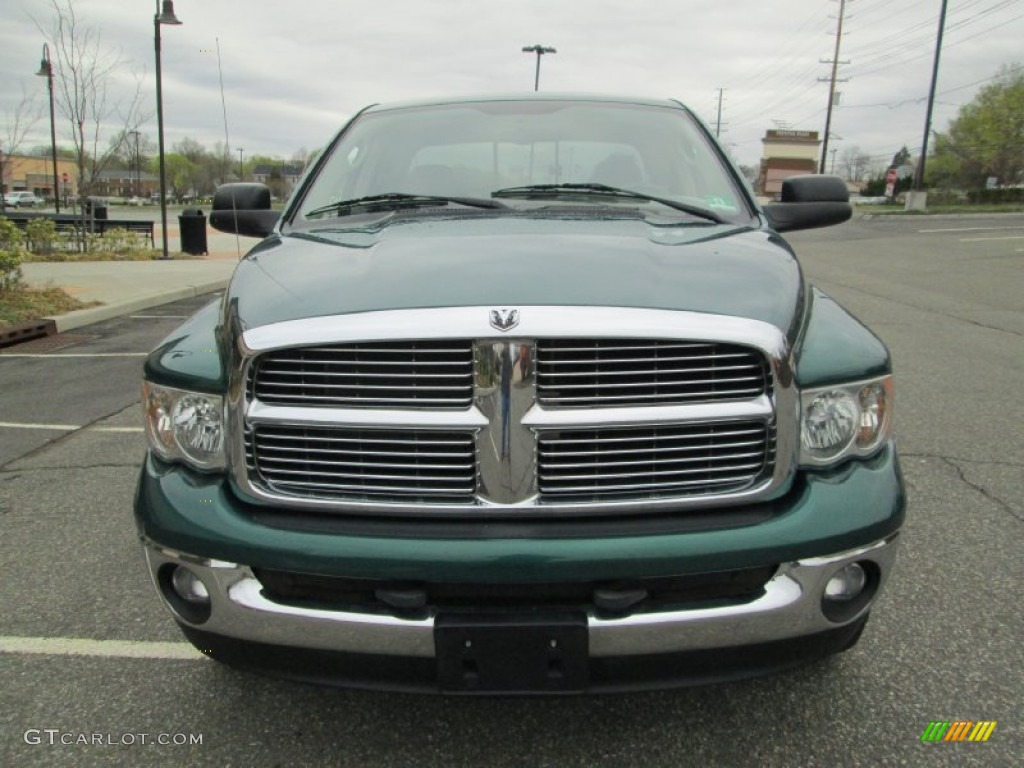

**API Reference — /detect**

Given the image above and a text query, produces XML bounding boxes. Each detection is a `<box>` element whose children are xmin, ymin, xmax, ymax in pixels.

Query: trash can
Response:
<box><xmin>84</xmin><ymin>198</ymin><xmax>108</xmax><ymax>220</ymax></box>
<box><xmin>178</xmin><ymin>208</ymin><xmax>208</xmax><ymax>255</ymax></box>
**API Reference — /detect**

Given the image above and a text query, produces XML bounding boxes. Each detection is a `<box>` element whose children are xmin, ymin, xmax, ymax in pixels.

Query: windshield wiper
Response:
<box><xmin>305</xmin><ymin>193</ymin><xmax>506</xmax><ymax>219</ymax></box>
<box><xmin>491</xmin><ymin>183</ymin><xmax>725</xmax><ymax>224</ymax></box>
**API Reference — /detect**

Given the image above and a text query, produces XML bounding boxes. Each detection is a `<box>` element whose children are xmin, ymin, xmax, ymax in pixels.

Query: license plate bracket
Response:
<box><xmin>435</xmin><ymin>613</ymin><xmax>588</xmax><ymax>693</ymax></box>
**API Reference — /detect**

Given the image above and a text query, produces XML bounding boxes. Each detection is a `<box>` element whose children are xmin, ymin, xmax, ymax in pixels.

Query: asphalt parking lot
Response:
<box><xmin>1</xmin><ymin>214</ymin><xmax>1022</xmax><ymax>766</ymax></box>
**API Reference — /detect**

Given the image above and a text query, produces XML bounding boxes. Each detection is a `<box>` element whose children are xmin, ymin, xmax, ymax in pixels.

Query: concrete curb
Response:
<box><xmin>45</xmin><ymin>276</ymin><xmax>230</xmax><ymax>333</ymax></box>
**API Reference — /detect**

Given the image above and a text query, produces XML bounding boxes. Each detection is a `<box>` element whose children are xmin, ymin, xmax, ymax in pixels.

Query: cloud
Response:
<box><xmin>2</xmin><ymin>0</ymin><xmax>1021</xmax><ymax>173</ymax></box>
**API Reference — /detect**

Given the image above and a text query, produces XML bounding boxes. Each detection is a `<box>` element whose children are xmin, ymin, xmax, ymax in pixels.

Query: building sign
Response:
<box><xmin>765</xmin><ymin>130</ymin><xmax>819</xmax><ymax>140</ymax></box>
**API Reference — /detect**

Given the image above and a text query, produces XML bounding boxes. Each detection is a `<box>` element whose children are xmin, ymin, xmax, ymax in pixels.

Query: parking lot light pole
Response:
<box><xmin>522</xmin><ymin>45</ymin><xmax>556</xmax><ymax>91</ymax></box>
<box><xmin>36</xmin><ymin>44</ymin><xmax>61</xmax><ymax>214</ymax></box>
<box><xmin>130</xmin><ymin>130</ymin><xmax>141</xmax><ymax>198</ymax></box>
<box><xmin>155</xmin><ymin>0</ymin><xmax>182</xmax><ymax>260</ymax></box>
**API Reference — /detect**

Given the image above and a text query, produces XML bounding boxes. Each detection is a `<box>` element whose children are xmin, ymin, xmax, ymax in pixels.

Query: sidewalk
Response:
<box><xmin>18</xmin><ymin>221</ymin><xmax>261</xmax><ymax>333</ymax></box>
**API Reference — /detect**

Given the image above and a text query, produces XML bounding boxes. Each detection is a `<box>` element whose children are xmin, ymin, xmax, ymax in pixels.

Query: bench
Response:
<box><xmin>95</xmin><ymin>219</ymin><xmax>155</xmax><ymax>246</ymax></box>
<box><xmin>2</xmin><ymin>213</ymin><xmax>155</xmax><ymax>248</ymax></box>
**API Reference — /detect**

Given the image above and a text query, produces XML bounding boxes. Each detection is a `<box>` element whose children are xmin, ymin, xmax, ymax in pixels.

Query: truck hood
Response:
<box><xmin>225</xmin><ymin>215</ymin><xmax>804</xmax><ymax>338</ymax></box>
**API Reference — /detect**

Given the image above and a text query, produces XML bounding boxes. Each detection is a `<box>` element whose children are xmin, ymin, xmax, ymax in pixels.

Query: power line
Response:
<box><xmin>845</xmin><ymin>2</ymin><xmax>1023</xmax><ymax>77</ymax></box>
<box><xmin>840</xmin><ymin>64</ymin><xmax>1024</xmax><ymax>109</ymax></box>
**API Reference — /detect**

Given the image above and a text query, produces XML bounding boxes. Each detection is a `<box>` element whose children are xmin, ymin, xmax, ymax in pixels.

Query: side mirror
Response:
<box><xmin>209</xmin><ymin>183</ymin><xmax>280</xmax><ymax>237</ymax></box>
<box><xmin>762</xmin><ymin>175</ymin><xmax>852</xmax><ymax>232</ymax></box>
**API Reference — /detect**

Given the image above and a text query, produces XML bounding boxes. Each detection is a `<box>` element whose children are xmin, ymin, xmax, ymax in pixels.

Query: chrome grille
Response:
<box><xmin>250</xmin><ymin>340</ymin><xmax>474</xmax><ymax>408</ymax></box>
<box><xmin>538</xmin><ymin>421</ymin><xmax>775</xmax><ymax>501</ymax></box>
<box><xmin>536</xmin><ymin>339</ymin><xmax>769</xmax><ymax>407</ymax></box>
<box><xmin>247</xmin><ymin>426</ymin><xmax>477</xmax><ymax>502</ymax></box>
<box><xmin>234</xmin><ymin>308</ymin><xmax>793</xmax><ymax>516</ymax></box>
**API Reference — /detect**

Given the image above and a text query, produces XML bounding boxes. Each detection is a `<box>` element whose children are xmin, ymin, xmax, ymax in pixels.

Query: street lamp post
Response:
<box><xmin>238</xmin><ymin>148</ymin><xmax>245</xmax><ymax>181</ymax></box>
<box><xmin>154</xmin><ymin>0</ymin><xmax>182</xmax><ymax>260</ymax></box>
<box><xmin>36</xmin><ymin>43</ymin><xmax>61</xmax><ymax>214</ymax></box>
<box><xmin>522</xmin><ymin>44</ymin><xmax>556</xmax><ymax>91</ymax></box>
<box><xmin>130</xmin><ymin>129</ymin><xmax>141</xmax><ymax>198</ymax></box>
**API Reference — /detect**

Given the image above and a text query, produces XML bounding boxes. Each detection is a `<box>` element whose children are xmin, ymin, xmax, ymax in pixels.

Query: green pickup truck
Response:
<box><xmin>135</xmin><ymin>94</ymin><xmax>904</xmax><ymax>693</ymax></box>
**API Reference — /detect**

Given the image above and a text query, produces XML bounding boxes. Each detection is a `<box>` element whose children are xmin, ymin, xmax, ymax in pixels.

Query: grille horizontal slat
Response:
<box><xmin>254</xmin><ymin>456</ymin><xmax>475</xmax><ymax>471</ymax></box>
<box><xmin>262</xmin><ymin>359</ymin><xmax>471</xmax><ymax>368</ymax></box>
<box><xmin>538</xmin><ymin>421</ymin><xmax>774</xmax><ymax>501</ymax></box>
<box><xmin>259</xmin><ymin>381</ymin><xmax>472</xmax><ymax>392</ymax></box>
<box><xmin>541</xmin><ymin>363</ymin><xmax>760</xmax><ymax>378</ymax></box>
<box><xmin>257</xmin><ymin>467</ymin><xmax>476</xmax><ymax>482</ymax></box>
<box><xmin>538</xmin><ymin>375</ymin><xmax>763</xmax><ymax>391</ymax></box>
<box><xmin>257</xmin><ymin>370</ymin><xmax>471</xmax><ymax>379</ymax></box>
<box><xmin>537</xmin><ymin>339</ymin><xmax>769</xmax><ymax>407</ymax></box>
<box><xmin>257</xmin><ymin>432</ymin><xmax>469</xmax><ymax>446</ymax></box>
<box><xmin>261</xmin><ymin>479</ymin><xmax>476</xmax><ymax>495</ymax></box>
<box><xmin>248</xmin><ymin>426</ymin><xmax>477</xmax><ymax>502</ymax></box>
<box><xmin>539</xmin><ymin>475</ymin><xmax>757</xmax><ymax>495</ymax></box>
<box><xmin>541</xmin><ymin>426</ymin><xmax>765</xmax><ymax>446</ymax></box>
<box><xmin>539</xmin><ymin>342</ymin><xmax>738</xmax><ymax>352</ymax></box>
<box><xmin>251</xmin><ymin>340</ymin><xmax>474</xmax><ymax>409</ymax></box>
<box><xmin>536</xmin><ymin>388</ymin><xmax>765</xmax><ymax>405</ymax></box>
<box><xmin>541</xmin><ymin>451</ymin><xmax>767</xmax><ymax>471</ymax></box>
<box><xmin>540</xmin><ymin>353</ymin><xmax>756</xmax><ymax>365</ymax></box>
<box><xmin>540</xmin><ymin>441</ymin><xmax>766</xmax><ymax>460</ymax></box>
<box><xmin>258</xmin><ymin>445</ymin><xmax>470</xmax><ymax>459</ymax></box>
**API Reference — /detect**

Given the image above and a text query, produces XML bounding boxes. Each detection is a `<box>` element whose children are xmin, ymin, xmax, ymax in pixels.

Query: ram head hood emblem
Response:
<box><xmin>489</xmin><ymin>308</ymin><xmax>520</xmax><ymax>332</ymax></box>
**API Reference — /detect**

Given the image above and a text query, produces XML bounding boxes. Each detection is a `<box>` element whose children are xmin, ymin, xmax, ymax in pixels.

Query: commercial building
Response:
<box><xmin>758</xmin><ymin>130</ymin><xmax>822</xmax><ymax>198</ymax></box>
<box><xmin>0</xmin><ymin>153</ymin><xmax>77</xmax><ymax>201</ymax></box>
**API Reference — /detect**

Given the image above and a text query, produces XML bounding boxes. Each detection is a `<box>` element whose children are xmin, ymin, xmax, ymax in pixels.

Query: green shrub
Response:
<box><xmin>966</xmin><ymin>187</ymin><xmax>1024</xmax><ymax>204</ymax></box>
<box><xmin>25</xmin><ymin>218</ymin><xmax>59</xmax><ymax>256</ymax></box>
<box><xmin>0</xmin><ymin>217</ymin><xmax>27</xmax><ymax>292</ymax></box>
<box><xmin>93</xmin><ymin>228</ymin><xmax>150</xmax><ymax>259</ymax></box>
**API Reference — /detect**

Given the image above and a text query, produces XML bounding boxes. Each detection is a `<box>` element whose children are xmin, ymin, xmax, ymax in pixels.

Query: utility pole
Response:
<box><xmin>715</xmin><ymin>88</ymin><xmax>726</xmax><ymax>138</ymax></box>
<box><xmin>913</xmin><ymin>0</ymin><xmax>948</xmax><ymax>193</ymax></box>
<box><xmin>819</xmin><ymin>0</ymin><xmax>850</xmax><ymax>174</ymax></box>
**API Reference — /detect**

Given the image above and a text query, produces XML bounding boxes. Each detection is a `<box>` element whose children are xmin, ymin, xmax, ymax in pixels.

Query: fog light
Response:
<box><xmin>171</xmin><ymin>566</ymin><xmax>210</xmax><ymax>604</ymax></box>
<box><xmin>824</xmin><ymin>562</ymin><xmax>867</xmax><ymax>601</ymax></box>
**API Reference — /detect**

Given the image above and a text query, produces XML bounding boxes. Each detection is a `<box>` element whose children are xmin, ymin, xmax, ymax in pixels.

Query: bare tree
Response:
<box><xmin>35</xmin><ymin>0</ymin><xmax>150</xmax><ymax>245</ymax></box>
<box><xmin>839</xmin><ymin>146</ymin><xmax>872</xmax><ymax>183</ymax></box>
<box><xmin>211</xmin><ymin>141</ymin><xmax>234</xmax><ymax>186</ymax></box>
<box><xmin>1</xmin><ymin>89</ymin><xmax>41</xmax><ymax>213</ymax></box>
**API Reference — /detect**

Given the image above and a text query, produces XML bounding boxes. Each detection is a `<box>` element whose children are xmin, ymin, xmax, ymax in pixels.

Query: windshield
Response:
<box><xmin>292</xmin><ymin>99</ymin><xmax>754</xmax><ymax>225</ymax></box>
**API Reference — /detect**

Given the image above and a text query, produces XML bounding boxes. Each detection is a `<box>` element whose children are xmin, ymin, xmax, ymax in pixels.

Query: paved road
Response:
<box><xmin>1</xmin><ymin>215</ymin><xmax>1022</xmax><ymax>766</ymax></box>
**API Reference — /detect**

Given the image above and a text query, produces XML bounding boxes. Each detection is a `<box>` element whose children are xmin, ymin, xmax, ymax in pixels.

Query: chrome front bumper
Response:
<box><xmin>142</xmin><ymin>534</ymin><xmax>899</xmax><ymax>658</ymax></box>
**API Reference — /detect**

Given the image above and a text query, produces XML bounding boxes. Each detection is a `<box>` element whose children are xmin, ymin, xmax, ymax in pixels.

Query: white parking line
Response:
<box><xmin>0</xmin><ymin>636</ymin><xmax>206</xmax><ymax>661</ymax></box>
<box><xmin>0</xmin><ymin>421</ymin><xmax>143</xmax><ymax>432</ymax></box>
<box><xmin>959</xmin><ymin>235</ymin><xmax>1024</xmax><ymax>242</ymax></box>
<box><xmin>0</xmin><ymin>353</ymin><xmax>147</xmax><ymax>358</ymax></box>
<box><xmin>130</xmin><ymin>315</ymin><xmax>189</xmax><ymax>319</ymax></box>
<box><xmin>919</xmin><ymin>225</ymin><xmax>1024</xmax><ymax>233</ymax></box>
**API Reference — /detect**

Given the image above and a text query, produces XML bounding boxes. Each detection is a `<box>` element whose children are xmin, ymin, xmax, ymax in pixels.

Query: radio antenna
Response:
<box><xmin>216</xmin><ymin>37</ymin><xmax>242</xmax><ymax>258</ymax></box>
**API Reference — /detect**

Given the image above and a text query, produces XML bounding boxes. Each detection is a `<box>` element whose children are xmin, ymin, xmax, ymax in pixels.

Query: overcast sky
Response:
<box><xmin>2</xmin><ymin>0</ymin><xmax>1022</xmax><ymax>173</ymax></box>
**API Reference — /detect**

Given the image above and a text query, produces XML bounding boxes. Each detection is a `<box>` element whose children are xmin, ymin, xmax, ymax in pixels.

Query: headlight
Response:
<box><xmin>800</xmin><ymin>376</ymin><xmax>893</xmax><ymax>467</ymax></box>
<box><xmin>143</xmin><ymin>382</ymin><xmax>226</xmax><ymax>471</ymax></box>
